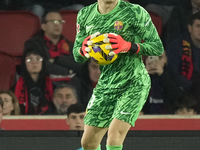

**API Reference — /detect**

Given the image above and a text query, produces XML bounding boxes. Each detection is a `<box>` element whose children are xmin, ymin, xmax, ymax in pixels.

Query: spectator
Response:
<box><xmin>14</xmin><ymin>45</ymin><xmax>54</xmax><ymax>115</ymax></box>
<box><xmin>0</xmin><ymin>90</ymin><xmax>20</xmax><ymax>115</ymax></box>
<box><xmin>163</xmin><ymin>0</ymin><xmax>200</xmax><ymax>46</ymax></box>
<box><xmin>166</xmin><ymin>12</ymin><xmax>200</xmax><ymax>92</ymax></box>
<box><xmin>0</xmin><ymin>97</ymin><xmax>3</xmax><ymax>130</ymax></box>
<box><xmin>52</xmin><ymin>84</ymin><xmax>78</xmax><ymax>115</ymax></box>
<box><xmin>69</xmin><ymin>59</ymin><xmax>101</xmax><ymax>107</ymax></box>
<box><xmin>190</xmin><ymin>75</ymin><xmax>200</xmax><ymax>113</ymax></box>
<box><xmin>66</xmin><ymin>103</ymin><xmax>86</xmax><ymax>130</ymax></box>
<box><xmin>24</xmin><ymin>11</ymin><xmax>82</xmax><ymax>78</ymax></box>
<box><xmin>143</xmin><ymin>0</ymin><xmax>184</xmax><ymax>26</ymax></box>
<box><xmin>143</xmin><ymin>51</ymin><xmax>182</xmax><ymax>114</ymax></box>
<box><xmin>174</xmin><ymin>93</ymin><xmax>197</xmax><ymax>115</ymax></box>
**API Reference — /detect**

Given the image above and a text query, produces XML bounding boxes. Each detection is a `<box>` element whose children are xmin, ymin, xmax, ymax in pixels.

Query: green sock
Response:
<box><xmin>106</xmin><ymin>145</ymin><xmax>123</xmax><ymax>150</ymax></box>
<box><xmin>83</xmin><ymin>145</ymin><xmax>101</xmax><ymax>150</ymax></box>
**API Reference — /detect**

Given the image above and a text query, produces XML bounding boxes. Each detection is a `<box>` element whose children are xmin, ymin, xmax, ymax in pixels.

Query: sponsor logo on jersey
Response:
<box><xmin>114</xmin><ymin>21</ymin><xmax>123</xmax><ymax>30</ymax></box>
<box><xmin>120</xmin><ymin>111</ymin><xmax>131</xmax><ymax>115</ymax></box>
<box><xmin>145</xmin><ymin>18</ymin><xmax>151</xmax><ymax>26</ymax></box>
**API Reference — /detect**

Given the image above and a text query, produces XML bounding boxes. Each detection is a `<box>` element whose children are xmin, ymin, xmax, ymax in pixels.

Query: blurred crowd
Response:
<box><xmin>1</xmin><ymin>0</ymin><xmax>200</xmax><ymax>131</ymax></box>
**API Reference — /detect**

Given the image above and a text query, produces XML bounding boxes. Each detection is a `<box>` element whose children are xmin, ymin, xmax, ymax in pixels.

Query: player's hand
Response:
<box><xmin>80</xmin><ymin>35</ymin><xmax>91</xmax><ymax>58</ymax></box>
<box><xmin>80</xmin><ymin>32</ymin><xmax>100</xmax><ymax>58</ymax></box>
<box><xmin>103</xmin><ymin>33</ymin><xmax>132</xmax><ymax>56</ymax></box>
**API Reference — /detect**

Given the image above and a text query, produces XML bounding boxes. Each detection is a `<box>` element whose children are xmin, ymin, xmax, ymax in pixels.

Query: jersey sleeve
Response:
<box><xmin>133</xmin><ymin>5</ymin><xmax>164</xmax><ymax>56</ymax></box>
<box><xmin>73</xmin><ymin>9</ymin><xmax>89</xmax><ymax>63</ymax></box>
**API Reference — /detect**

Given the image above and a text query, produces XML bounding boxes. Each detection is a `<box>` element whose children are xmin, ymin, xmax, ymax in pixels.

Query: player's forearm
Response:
<box><xmin>137</xmin><ymin>39</ymin><xmax>164</xmax><ymax>56</ymax></box>
<box><xmin>134</xmin><ymin>11</ymin><xmax>164</xmax><ymax>56</ymax></box>
<box><xmin>73</xmin><ymin>46</ymin><xmax>88</xmax><ymax>63</ymax></box>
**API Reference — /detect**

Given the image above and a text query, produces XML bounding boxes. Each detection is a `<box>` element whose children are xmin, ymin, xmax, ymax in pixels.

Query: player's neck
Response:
<box><xmin>98</xmin><ymin>0</ymin><xmax>118</xmax><ymax>14</ymax></box>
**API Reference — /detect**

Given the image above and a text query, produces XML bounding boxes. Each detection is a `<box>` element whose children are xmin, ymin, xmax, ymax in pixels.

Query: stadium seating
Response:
<box><xmin>0</xmin><ymin>11</ymin><xmax>40</xmax><ymax>65</ymax></box>
<box><xmin>0</xmin><ymin>53</ymin><xmax>16</xmax><ymax>90</ymax></box>
<box><xmin>59</xmin><ymin>10</ymin><xmax>78</xmax><ymax>42</ymax></box>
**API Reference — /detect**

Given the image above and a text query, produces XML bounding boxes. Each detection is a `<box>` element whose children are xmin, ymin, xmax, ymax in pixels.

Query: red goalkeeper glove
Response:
<box><xmin>80</xmin><ymin>35</ymin><xmax>91</xmax><ymax>58</ymax></box>
<box><xmin>80</xmin><ymin>32</ymin><xmax>100</xmax><ymax>58</ymax></box>
<box><xmin>103</xmin><ymin>33</ymin><xmax>140</xmax><ymax>56</ymax></box>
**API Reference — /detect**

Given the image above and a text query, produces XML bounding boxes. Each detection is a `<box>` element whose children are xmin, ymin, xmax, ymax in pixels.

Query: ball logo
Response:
<box><xmin>114</xmin><ymin>21</ymin><xmax>123</xmax><ymax>30</ymax></box>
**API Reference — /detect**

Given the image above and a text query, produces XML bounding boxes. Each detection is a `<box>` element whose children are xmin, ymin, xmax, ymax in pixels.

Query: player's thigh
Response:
<box><xmin>84</xmin><ymin>92</ymin><xmax>117</xmax><ymax>128</ymax></box>
<box><xmin>82</xmin><ymin>125</ymin><xmax>108</xmax><ymax>144</ymax></box>
<box><xmin>113</xmin><ymin>84</ymin><xmax>150</xmax><ymax>127</ymax></box>
<box><xmin>109</xmin><ymin>118</ymin><xmax>131</xmax><ymax>135</ymax></box>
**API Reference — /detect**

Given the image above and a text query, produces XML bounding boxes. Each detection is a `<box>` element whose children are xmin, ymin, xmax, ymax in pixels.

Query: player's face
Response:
<box><xmin>188</xmin><ymin>19</ymin><xmax>200</xmax><ymax>41</ymax></box>
<box><xmin>66</xmin><ymin>112</ymin><xmax>85</xmax><ymax>130</ymax></box>
<box><xmin>88</xmin><ymin>60</ymin><xmax>101</xmax><ymax>83</ymax></box>
<box><xmin>0</xmin><ymin>93</ymin><xmax>14</xmax><ymax>115</ymax></box>
<box><xmin>0</xmin><ymin>105</ymin><xmax>3</xmax><ymax>125</ymax></box>
<box><xmin>25</xmin><ymin>54</ymin><xmax>43</xmax><ymax>75</ymax></box>
<box><xmin>97</xmin><ymin>0</ymin><xmax>118</xmax><ymax>14</ymax></box>
<box><xmin>54</xmin><ymin>88</ymin><xmax>77</xmax><ymax>114</ymax></box>
<box><xmin>175</xmin><ymin>107</ymin><xmax>196</xmax><ymax>115</ymax></box>
<box><xmin>42</xmin><ymin>12</ymin><xmax>64</xmax><ymax>38</ymax></box>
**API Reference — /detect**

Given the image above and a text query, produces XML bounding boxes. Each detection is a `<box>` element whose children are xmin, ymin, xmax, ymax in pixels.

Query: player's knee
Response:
<box><xmin>81</xmin><ymin>139</ymin><xmax>90</xmax><ymax>149</ymax></box>
<box><xmin>107</xmin><ymin>132</ymin><xmax>122</xmax><ymax>146</ymax></box>
<box><xmin>81</xmin><ymin>138</ymin><xmax>97</xmax><ymax>149</ymax></box>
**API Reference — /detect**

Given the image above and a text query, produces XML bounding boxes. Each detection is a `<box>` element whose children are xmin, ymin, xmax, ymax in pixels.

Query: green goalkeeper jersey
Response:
<box><xmin>73</xmin><ymin>0</ymin><xmax>164</xmax><ymax>91</ymax></box>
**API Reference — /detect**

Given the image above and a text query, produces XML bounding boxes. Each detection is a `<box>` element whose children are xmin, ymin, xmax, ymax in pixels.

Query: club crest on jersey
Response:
<box><xmin>114</xmin><ymin>21</ymin><xmax>123</xmax><ymax>30</ymax></box>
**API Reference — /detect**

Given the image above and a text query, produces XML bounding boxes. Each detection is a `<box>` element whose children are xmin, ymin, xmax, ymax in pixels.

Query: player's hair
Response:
<box><xmin>54</xmin><ymin>84</ymin><xmax>78</xmax><ymax>99</ymax></box>
<box><xmin>188</xmin><ymin>11</ymin><xmax>200</xmax><ymax>25</ymax></box>
<box><xmin>66</xmin><ymin>103</ymin><xmax>86</xmax><ymax>117</ymax></box>
<box><xmin>0</xmin><ymin>97</ymin><xmax>3</xmax><ymax>108</ymax></box>
<box><xmin>0</xmin><ymin>90</ymin><xmax>20</xmax><ymax>115</ymax></box>
<box><xmin>174</xmin><ymin>93</ymin><xmax>197</xmax><ymax>112</ymax></box>
<box><xmin>41</xmin><ymin>10</ymin><xmax>62</xmax><ymax>24</ymax></box>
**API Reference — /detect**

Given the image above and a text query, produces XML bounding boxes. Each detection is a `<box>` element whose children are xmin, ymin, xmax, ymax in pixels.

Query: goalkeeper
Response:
<box><xmin>73</xmin><ymin>0</ymin><xmax>164</xmax><ymax>150</ymax></box>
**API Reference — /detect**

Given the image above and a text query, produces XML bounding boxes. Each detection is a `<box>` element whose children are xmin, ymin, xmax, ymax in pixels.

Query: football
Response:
<box><xmin>88</xmin><ymin>34</ymin><xmax>118</xmax><ymax>65</ymax></box>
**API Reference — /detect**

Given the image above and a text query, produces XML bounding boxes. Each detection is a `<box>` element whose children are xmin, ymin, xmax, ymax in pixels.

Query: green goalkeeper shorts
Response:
<box><xmin>84</xmin><ymin>84</ymin><xmax>150</xmax><ymax>127</ymax></box>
